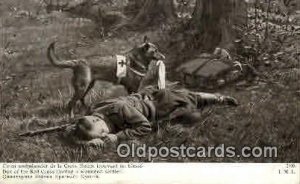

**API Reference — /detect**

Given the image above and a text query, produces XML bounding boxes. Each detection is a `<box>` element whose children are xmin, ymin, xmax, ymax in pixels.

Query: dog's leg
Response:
<box><xmin>80</xmin><ymin>99</ymin><xmax>87</xmax><ymax>108</ymax></box>
<box><xmin>68</xmin><ymin>85</ymin><xmax>90</xmax><ymax>117</ymax></box>
<box><xmin>67</xmin><ymin>93</ymin><xmax>80</xmax><ymax>118</ymax></box>
<box><xmin>80</xmin><ymin>80</ymin><xmax>96</xmax><ymax>107</ymax></box>
<box><xmin>68</xmin><ymin>69</ymin><xmax>92</xmax><ymax>117</ymax></box>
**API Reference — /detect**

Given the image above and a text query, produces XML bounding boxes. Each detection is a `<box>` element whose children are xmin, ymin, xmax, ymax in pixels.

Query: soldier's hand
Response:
<box><xmin>222</xmin><ymin>96</ymin><xmax>239</xmax><ymax>106</ymax></box>
<box><xmin>213</xmin><ymin>47</ymin><xmax>232</xmax><ymax>60</ymax></box>
<box><xmin>87</xmin><ymin>138</ymin><xmax>105</xmax><ymax>148</ymax></box>
<box><xmin>102</xmin><ymin>134</ymin><xmax>118</xmax><ymax>149</ymax></box>
<box><xmin>103</xmin><ymin>134</ymin><xmax>118</xmax><ymax>144</ymax></box>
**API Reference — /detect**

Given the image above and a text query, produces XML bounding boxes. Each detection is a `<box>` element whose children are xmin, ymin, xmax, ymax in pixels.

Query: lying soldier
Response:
<box><xmin>67</xmin><ymin>86</ymin><xmax>239</xmax><ymax>147</ymax></box>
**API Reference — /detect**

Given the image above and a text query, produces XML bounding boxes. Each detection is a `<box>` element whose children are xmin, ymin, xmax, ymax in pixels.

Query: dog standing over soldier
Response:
<box><xmin>46</xmin><ymin>36</ymin><xmax>166</xmax><ymax>117</ymax></box>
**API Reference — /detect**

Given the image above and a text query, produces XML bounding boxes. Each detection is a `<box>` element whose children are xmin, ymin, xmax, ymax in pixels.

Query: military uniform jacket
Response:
<box><xmin>91</xmin><ymin>88</ymin><xmax>220</xmax><ymax>140</ymax></box>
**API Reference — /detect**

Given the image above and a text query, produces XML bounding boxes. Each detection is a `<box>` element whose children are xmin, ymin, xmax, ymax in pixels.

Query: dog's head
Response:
<box><xmin>134</xmin><ymin>36</ymin><xmax>165</xmax><ymax>63</ymax></box>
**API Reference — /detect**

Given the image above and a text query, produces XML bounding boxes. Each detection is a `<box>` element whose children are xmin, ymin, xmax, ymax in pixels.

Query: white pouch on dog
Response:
<box><xmin>116</xmin><ymin>55</ymin><xmax>127</xmax><ymax>78</ymax></box>
<box><xmin>156</xmin><ymin>60</ymin><xmax>166</xmax><ymax>89</ymax></box>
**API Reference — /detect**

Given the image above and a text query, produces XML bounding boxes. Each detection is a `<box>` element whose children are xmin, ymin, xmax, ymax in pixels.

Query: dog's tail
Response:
<box><xmin>47</xmin><ymin>42</ymin><xmax>77</xmax><ymax>68</ymax></box>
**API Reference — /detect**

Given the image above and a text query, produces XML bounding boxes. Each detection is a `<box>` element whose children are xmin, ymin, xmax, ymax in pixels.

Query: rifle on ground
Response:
<box><xmin>19</xmin><ymin>123</ymin><xmax>74</xmax><ymax>137</ymax></box>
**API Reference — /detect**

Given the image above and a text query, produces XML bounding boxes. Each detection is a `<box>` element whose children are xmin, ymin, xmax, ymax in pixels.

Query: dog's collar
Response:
<box><xmin>127</xmin><ymin>53</ymin><xmax>148</xmax><ymax>72</ymax></box>
<box><xmin>119</xmin><ymin>55</ymin><xmax>146</xmax><ymax>77</ymax></box>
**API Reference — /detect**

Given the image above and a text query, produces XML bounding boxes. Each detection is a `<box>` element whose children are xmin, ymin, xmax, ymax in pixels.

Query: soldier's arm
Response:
<box><xmin>116</xmin><ymin>104</ymin><xmax>152</xmax><ymax>141</ymax></box>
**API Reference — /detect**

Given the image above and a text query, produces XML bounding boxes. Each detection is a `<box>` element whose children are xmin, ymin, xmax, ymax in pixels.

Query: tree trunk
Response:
<box><xmin>130</xmin><ymin>0</ymin><xmax>177</xmax><ymax>28</ymax></box>
<box><xmin>191</xmin><ymin>0</ymin><xmax>203</xmax><ymax>23</ymax></box>
<box><xmin>189</xmin><ymin>0</ymin><xmax>246</xmax><ymax>51</ymax></box>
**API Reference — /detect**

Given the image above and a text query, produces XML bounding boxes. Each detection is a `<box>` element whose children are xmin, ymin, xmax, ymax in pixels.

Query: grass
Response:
<box><xmin>0</xmin><ymin>0</ymin><xmax>299</xmax><ymax>162</ymax></box>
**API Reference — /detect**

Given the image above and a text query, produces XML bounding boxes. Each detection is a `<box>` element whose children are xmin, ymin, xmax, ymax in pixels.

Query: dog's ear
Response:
<box><xmin>143</xmin><ymin>35</ymin><xmax>149</xmax><ymax>43</ymax></box>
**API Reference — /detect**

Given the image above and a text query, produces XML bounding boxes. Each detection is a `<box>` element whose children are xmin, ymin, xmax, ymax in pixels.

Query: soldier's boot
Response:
<box><xmin>219</xmin><ymin>96</ymin><xmax>239</xmax><ymax>106</ymax></box>
<box><xmin>194</xmin><ymin>92</ymin><xmax>239</xmax><ymax>107</ymax></box>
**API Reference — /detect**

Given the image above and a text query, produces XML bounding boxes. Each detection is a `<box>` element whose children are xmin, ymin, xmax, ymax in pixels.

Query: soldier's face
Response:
<box><xmin>75</xmin><ymin>116</ymin><xmax>110</xmax><ymax>140</ymax></box>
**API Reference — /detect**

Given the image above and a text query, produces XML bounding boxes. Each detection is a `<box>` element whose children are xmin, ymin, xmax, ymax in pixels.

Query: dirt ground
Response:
<box><xmin>0</xmin><ymin>0</ymin><xmax>299</xmax><ymax>162</ymax></box>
